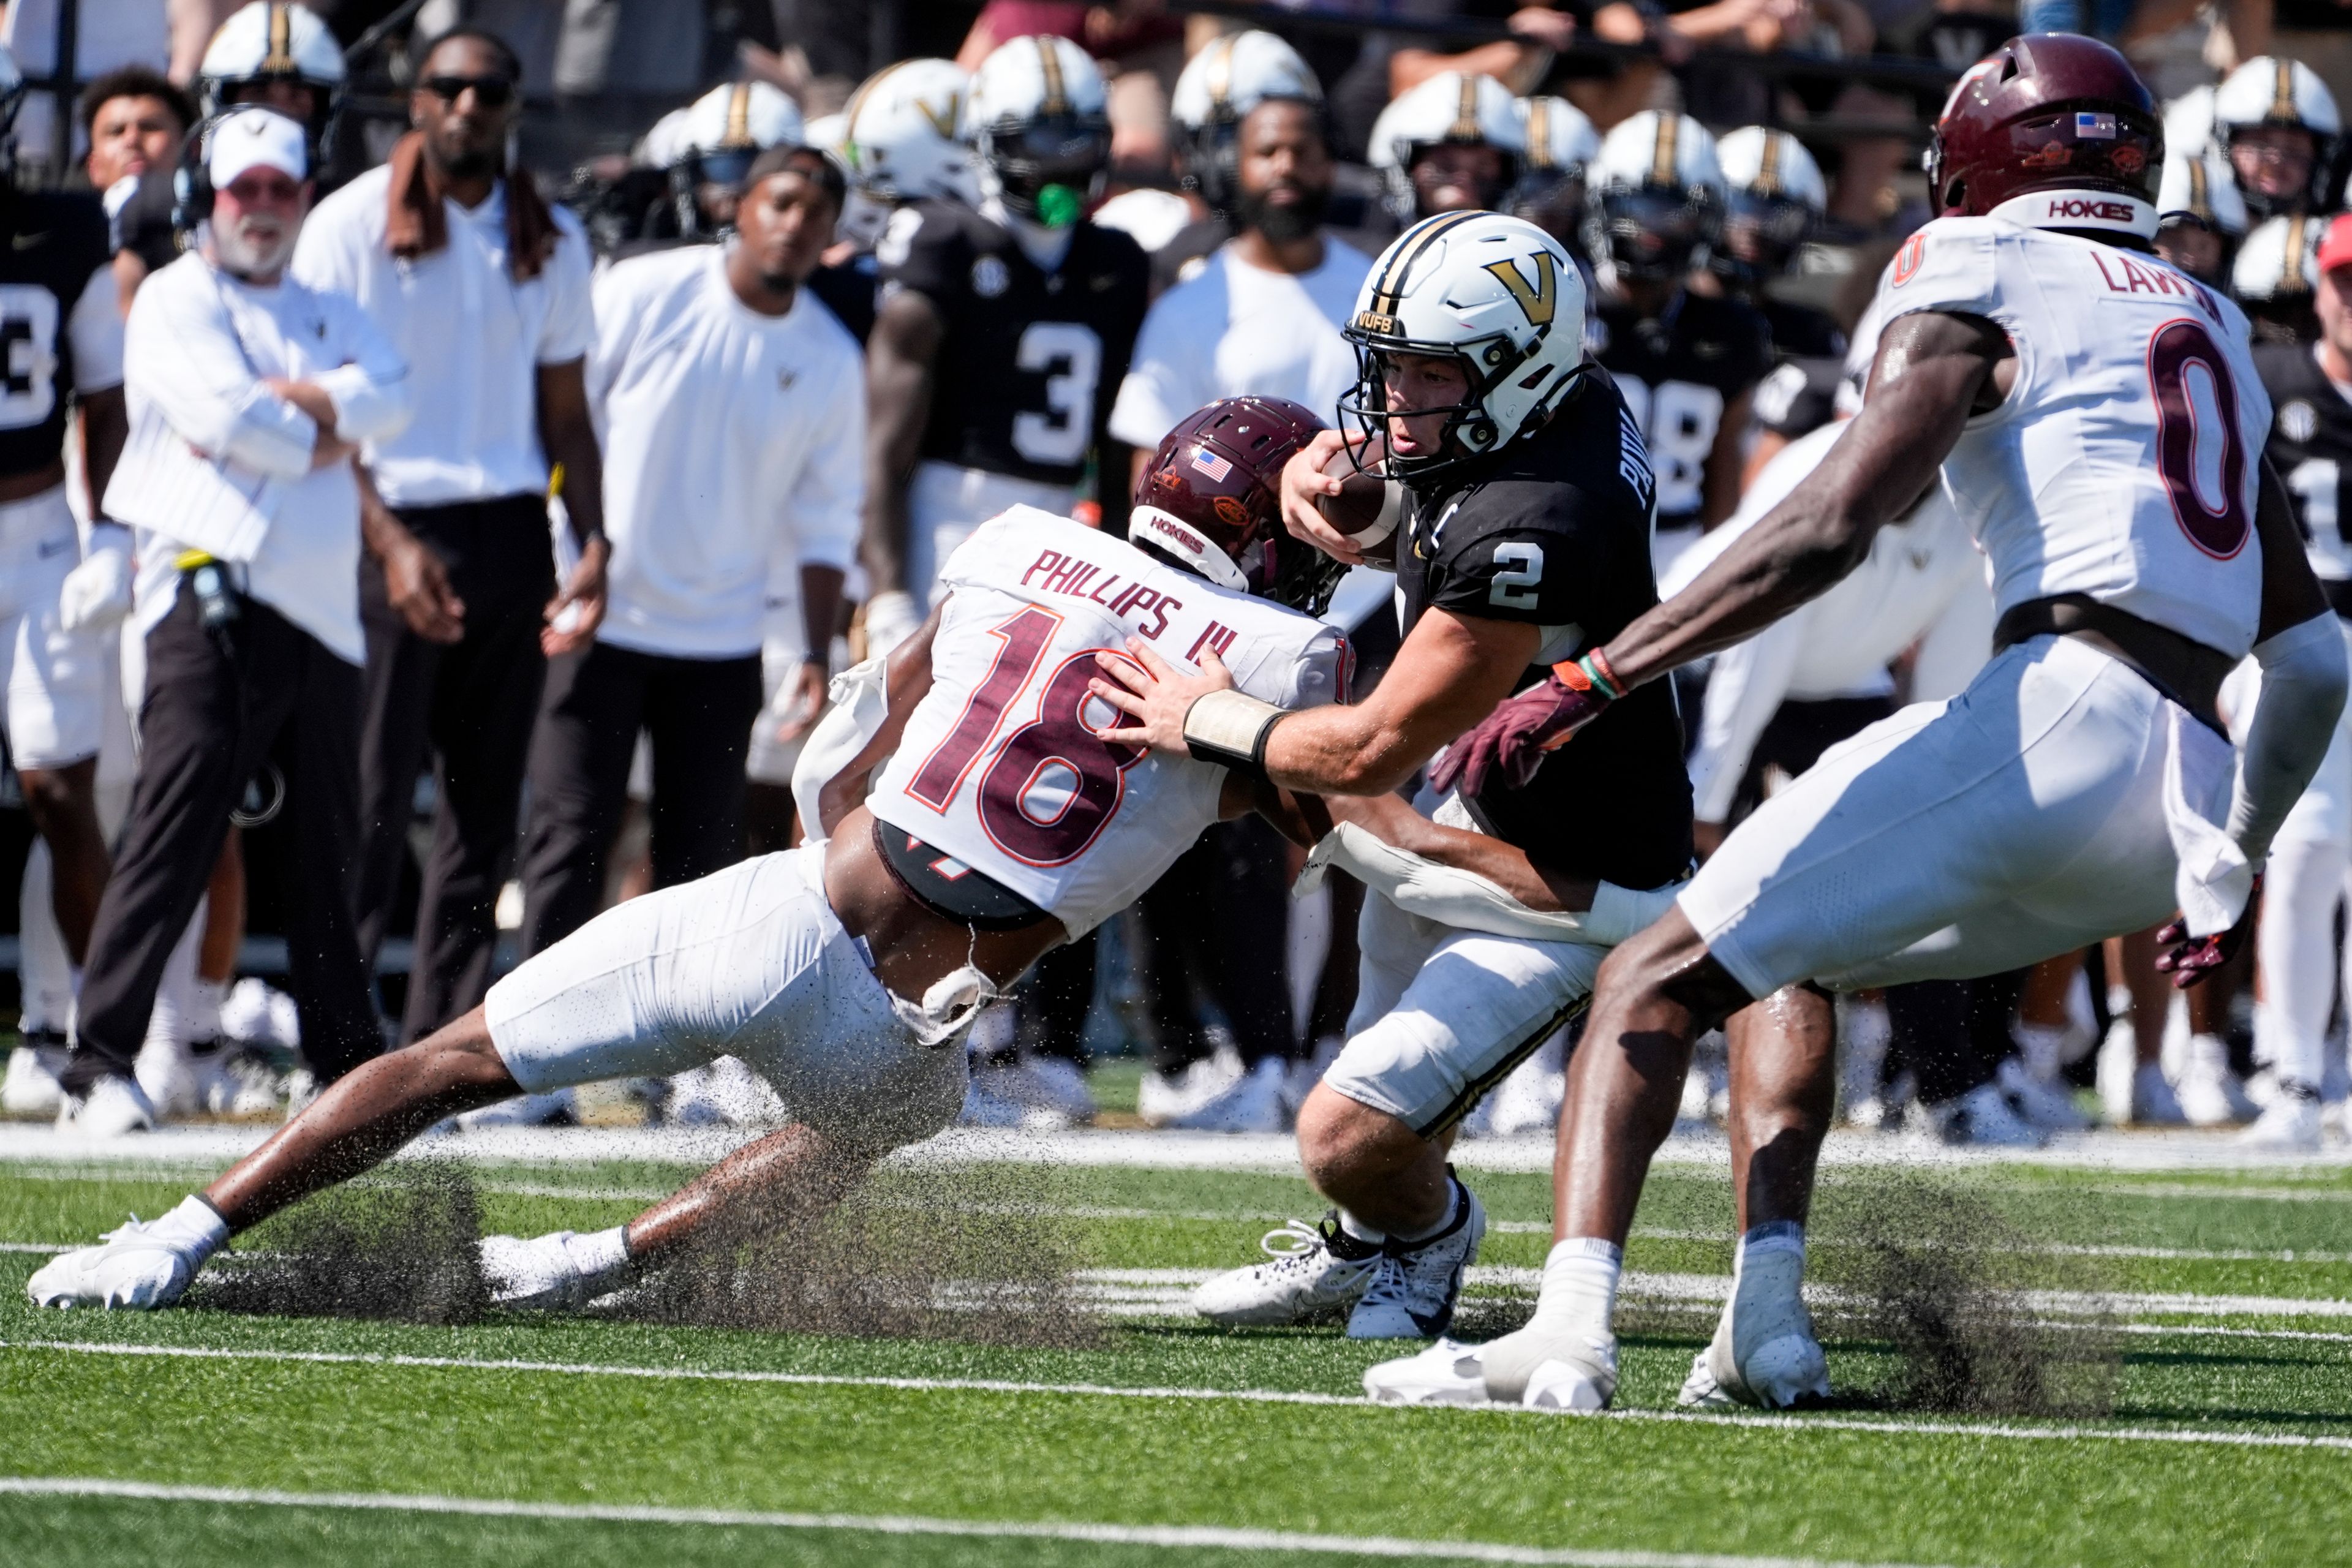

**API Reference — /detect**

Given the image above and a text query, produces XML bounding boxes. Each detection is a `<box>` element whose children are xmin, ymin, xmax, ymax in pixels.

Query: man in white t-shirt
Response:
<box><xmin>1102</xmin><ymin>90</ymin><xmax>1373</xmax><ymax>1131</ymax></box>
<box><xmin>514</xmin><ymin>147</ymin><xmax>860</xmax><ymax>960</ymax></box>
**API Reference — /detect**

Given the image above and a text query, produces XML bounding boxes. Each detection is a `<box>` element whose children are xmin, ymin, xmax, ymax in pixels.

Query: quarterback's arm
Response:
<box><xmin>1600</xmin><ymin>310</ymin><xmax>2005</xmax><ymax>688</ymax></box>
<box><xmin>862</xmin><ymin>289</ymin><xmax>944</xmax><ymax>599</ymax></box>
<box><xmin>814</xmin><ymin>599</ymin><xmax>945</xmax><ymax>835</ymax></box>
<box><xmin>1095</xmin><ymin>606</ymin><xmax>1541</xmax><ymax>796</ymax></box>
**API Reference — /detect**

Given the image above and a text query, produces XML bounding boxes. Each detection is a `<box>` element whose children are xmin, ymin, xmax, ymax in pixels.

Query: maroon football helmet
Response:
<box><xmin>1927</xmin><ymin>34</ymin><xmax>2162</xmax><ymax>238</ymax></box>
<box><xmin>1131</xmin><ymin>396</ymin><xmax>1344</xmax><ymax>614</ymax></box>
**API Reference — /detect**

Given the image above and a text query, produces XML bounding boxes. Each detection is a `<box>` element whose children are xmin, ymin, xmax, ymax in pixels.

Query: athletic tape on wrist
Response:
<box><xmin>1182</xmin><ymin>688</ymin><xmax>1286</xmax><ymax>772</ymax></box>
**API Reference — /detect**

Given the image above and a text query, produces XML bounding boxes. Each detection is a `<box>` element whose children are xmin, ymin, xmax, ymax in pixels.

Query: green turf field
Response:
<box><xmin>3</xmin><ymin>1140</ymin><xmax>2350</xmax><ymax>1567</ymax></box>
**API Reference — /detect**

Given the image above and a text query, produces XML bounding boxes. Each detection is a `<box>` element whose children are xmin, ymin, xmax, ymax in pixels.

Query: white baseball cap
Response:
<box><xmin>208</xmin><ymin>107</ymin><xmax>308</xmax><ymax>187</ymax></box>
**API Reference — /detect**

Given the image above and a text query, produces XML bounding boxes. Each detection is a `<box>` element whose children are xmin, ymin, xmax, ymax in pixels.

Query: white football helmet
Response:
<box><xmin>1714</xmin><ymin>126</ymin><xmax>1825</xmax><ymax>283</ymax></box>
<box><xmin>2157</xmin><ymin>148</ymin><xmax>2248</xmax><ymax>236</ymax></box>
<box><xmin>1584</xmin><ymin>110</ymin><xmax>1725</xmax><ymax>285</ymax></box>
<box><xmin>1366</xmin><ymin>70</ymin><xmax>1525</xmax><ymax>222</ymax></box>
<box><xmin>2231</xmin><ymin>211</ymin><xmax>2320</xmax><ymax>303</ymax></box>
<box><xmin>840</xmin><ymin>58</ymin><xmax>975</xmax><ymax>206</ymax></box>
<box><xmin>2212</xmin><ymin>56</ymin><xmax>2342</xmax><ymax>218</ymax></box>
<box><xmin>1170</xmin><ymin>29</ymin><xmax>1322</xmax><ymax>212</ymax></box>
<box><xmin>1340</xmin><ymin>211</ymin><xmax>1588</xmax><ymax>477</ymax></box>
<box><xmin>1508</xmin><ymin>96</ymin><xmax>1597</xmax><ymax>236</ymax></box>
<box><xmin>963</xmin><ymin>34</ymin><xmax>1109</xmax><ymax>228</ymax></box>
<box><xmin>673</xmin><ymin>80</ymin><xmax>804</xmax><ymax>181</ymax></box>
<box><xmin>200</xmin><ymin>2</ymin><xmax>345</xmax><ymax>161</ymax></box>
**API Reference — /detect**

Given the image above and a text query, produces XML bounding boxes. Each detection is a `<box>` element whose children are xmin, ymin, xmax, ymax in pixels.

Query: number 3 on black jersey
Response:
<box><xmin>1490</xmin><ymin>541</ymin><xmax>1545</xmax><ymax>608</ymax></box>
<box><xmin>1011</xmin><ymin>322</ymin><xmax>1101</xmax><ymax>467</ymax></box>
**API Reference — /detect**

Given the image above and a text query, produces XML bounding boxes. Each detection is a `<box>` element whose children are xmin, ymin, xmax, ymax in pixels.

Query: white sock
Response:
<box><xmin>1392</xmin><ymin>1180</ymin><xmax>1461</xmax><ymax>1245</ymax></box>
<box><xmin>190</xmin><ymin>979</ymin><xmax>228</xmax><ymax>1041</ymax></box>
<box><xmin>1337</xmin><ymin>1209</ymin><xmax>1385</xmax><ymax>1247</ymax></box>
<box><xmin>1736</xmin><ymin>1220</ymin><xmax>1805</xmax><ymax>1276</ymax></box>
<box><xmin>560</xmin><ymin>1225</ymin><xmax>631</xmax><ymax>1288</ymax></box>
<box><xmin>1528</xmin><ymin>1237</ymin><xmax>1622</xmax><ymax>1341</ymax></box>
<box><xmin>154</xmin><ymin>1194</ymin><xmax>230</xmax><ymax>1262</ymax></box>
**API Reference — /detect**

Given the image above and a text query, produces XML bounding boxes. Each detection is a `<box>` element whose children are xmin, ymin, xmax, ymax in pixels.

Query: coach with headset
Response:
<box><xmin>60</xmin><ymin>106</ymin><xmax>410</xmax><ymax>1129</ymax></box>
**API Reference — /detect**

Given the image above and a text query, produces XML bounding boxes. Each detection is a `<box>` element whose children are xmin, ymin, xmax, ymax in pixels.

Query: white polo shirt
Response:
<box><xmin>1107</xmin><ymin>236</ymin><xmax>1372</xmax><ymax>449</ymax></box>
<box><xmin>106</xmin><ymin>253</ymin><xmax>412</xmax><ymax>665</ymax></box>
<box><xmin>291</xmin><ymin>165</ymin><xmax>594</xmax><ymax>508</ymax></box>
<box><xmin>589</xmin><ymin>246</ymin><xmax>864</xmax><ymax>660</ymax></box>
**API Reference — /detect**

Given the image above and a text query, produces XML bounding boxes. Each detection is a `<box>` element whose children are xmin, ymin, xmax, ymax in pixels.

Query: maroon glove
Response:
<box><xmin>2153</xmin><ymin>872</ymin><xmax>2262</xmax><ymax>990</ymax></box>
<box><xmin>1430</xmin><ymin>655</ymin><xmax>1621</xmax><ymax>797</ymax></box>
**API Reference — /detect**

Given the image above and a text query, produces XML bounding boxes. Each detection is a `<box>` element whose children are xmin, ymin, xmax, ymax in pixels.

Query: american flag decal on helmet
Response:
<box><xmin>1191</xmin><ymin>449</ymin><xmax>1234</xmax><ymax>482</ymax></box>
<box><xmin>2075</xmin><ymin>111</ymin><xmax>2117</xmax><ymax>138</ymax></box>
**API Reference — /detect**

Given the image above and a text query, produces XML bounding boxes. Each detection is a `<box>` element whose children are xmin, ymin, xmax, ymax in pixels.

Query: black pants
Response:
<box><xmin>68</xmin><ymin>581</ymin><xmax>375</xmax><ymax>1092</ymax></box>
<box><xmin>354</xmin><ymin>495</ymin><xmax>556</xmax><ymax>1044</ymax></box>
<box><xmin>517</xmin><ymin>640</ymin><xmax>763</xmax><ymax>956</ymax></box>
<box><xmin>1886</xmin><ymin>968</ymin><xmax>2029</xmax><ymax>1107</ymax></box>
<box><xmin>1138</xmin><ymin>816</ymin><xmax>1294</xmax><ymax>1071</ymax></box>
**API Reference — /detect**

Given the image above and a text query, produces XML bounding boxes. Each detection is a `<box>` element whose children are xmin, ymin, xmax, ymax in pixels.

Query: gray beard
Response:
<box><xmin>213</xmin><ymin>221</ymin><xmax>295</xmax><ymax>279</ymax></box>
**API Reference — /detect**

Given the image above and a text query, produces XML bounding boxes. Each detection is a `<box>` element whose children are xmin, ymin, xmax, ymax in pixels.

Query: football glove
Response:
<box><xmin>1430</xmin><ymin>651</ymin><xmax>1624</xmax><ymax>797</ymax></box>
<box><xmin>2154</xmin><ymin>871</ymin><xmax>2261</xmax><ymax>989</ymax></box>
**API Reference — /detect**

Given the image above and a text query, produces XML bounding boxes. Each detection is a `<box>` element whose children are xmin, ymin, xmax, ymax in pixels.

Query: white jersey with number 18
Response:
<box><xmin>1879</xmin><ymin>217</ymin><xmax>2271</xmax><ymax>658</ymax></box>
<box><xmin>866</xmin><ymin>506</ymin><xmax>1348</xmax><ymax>938</ymax></box>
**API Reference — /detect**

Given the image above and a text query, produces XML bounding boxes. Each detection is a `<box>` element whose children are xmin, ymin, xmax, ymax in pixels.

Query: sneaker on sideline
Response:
<box><xmin>2130</xmin><ymin>1060</ymin><xmax>2188</xmax><ymax>1127</ymax></box>
<box><xmin>1920</xmin><ymin>1082</ymin><xmax>2045</xmax><ymax>1147</ymax></box>
<box><xmin>2237</xmin><ymin>1088</ymin><xmax>2324</xmax><ymax>1152</ymax></box>
<box><xmin>1161</xmin><ymin>1054</ymin><xmax>1288</xmax><ymax>1134</ymax></box>
<box><xmin>2</xmin><ymin>1035</ymin><xmax>69</xmax><ymax>1116</ymax></box>
<box><xmin>1137</xmin><ymin>1047</ymin><xmax>1243</xmax><ymax>1127</ymax></box>
<box><xmin>2174</xmin><ymin>1033</ymin><xmax>2255</xmax><ymax>1126</ymax></box>
<box><xmin>56</xmin><ymin>1074</ymin><xmax>157</xmax><ymax>1136</ymax></box>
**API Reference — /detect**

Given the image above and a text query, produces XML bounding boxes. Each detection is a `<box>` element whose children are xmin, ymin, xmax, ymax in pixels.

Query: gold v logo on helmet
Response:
<box><xmin>916</xmin><ymin>93</ymin><xmax>959</xmax><ymax>138</ymax></box>
<box><xmin>1483</xmin><ymin>251</ymin><xmax>1558</xmax><ymax>326</ymax></box>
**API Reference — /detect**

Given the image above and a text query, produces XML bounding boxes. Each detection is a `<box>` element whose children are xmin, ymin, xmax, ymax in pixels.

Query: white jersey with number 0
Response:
<box><xmin>1880</xmin><ymin>217</ymin><xmax>2271</xmax><ymax>657</ymax></box>
<box><xmin>867</xmin><ymin>506</ymin><xmax>1348</xmax><ymax>937</ymax></box>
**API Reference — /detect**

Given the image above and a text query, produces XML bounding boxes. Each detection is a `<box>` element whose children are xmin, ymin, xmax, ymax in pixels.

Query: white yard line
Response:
<box><xmin>0</xmin><ymin>1476</ymin><xmax>1954</xmax><ymax>1568</ymax></box>
<box><xmin>3</xmin><ymin>1122</ymin><xmax>2348</xmax><ymax>1175</ymax></box>
<box><xmin>9</xmin><ymin>1337</ymin><xmax>2352</xmax><ymax>1454</ymax></box>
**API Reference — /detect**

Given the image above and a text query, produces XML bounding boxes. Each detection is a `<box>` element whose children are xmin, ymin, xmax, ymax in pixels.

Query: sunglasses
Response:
<box><xmin>422</xmin><ymin>75</ymin><xmax>514</xmax><ymax>108</ymax></box>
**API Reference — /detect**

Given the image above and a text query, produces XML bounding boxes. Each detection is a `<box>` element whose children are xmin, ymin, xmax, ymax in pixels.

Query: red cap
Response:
<box><xmin>2319</xmin><ymin>213</ymin><xmax>2352</xmax><ymax>277</ymax></box>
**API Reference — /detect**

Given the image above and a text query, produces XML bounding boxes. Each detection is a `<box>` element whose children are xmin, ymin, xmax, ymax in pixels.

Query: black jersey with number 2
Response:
<box><xmin>879</xmin><ymin>200</ymin><xmax>1150</xmax><ymax>488</ymax></box>
<box><xmin>1396</xmin><ymin>369</ymin><xmax>1694</xmax><ymax>891</ymax></box>
<box><xmin>0</xmin><ymin>189</ymin><xmax>114</xmax><ymax>483</ymax></box>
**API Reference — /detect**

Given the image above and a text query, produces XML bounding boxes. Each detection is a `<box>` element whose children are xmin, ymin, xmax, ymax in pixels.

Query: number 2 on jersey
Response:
<box><xmin>906</xmin><ymin>605</ymin><xmax>1145</xmax><ymax>867</ymax></box>
<box><xmin>2147</xmin><ymin>318</ymin><xmax>2250</xmax><ymax>559</ymax></box>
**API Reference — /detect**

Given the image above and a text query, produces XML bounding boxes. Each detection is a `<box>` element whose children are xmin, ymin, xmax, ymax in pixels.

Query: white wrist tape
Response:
<box><xmin>1294</xmin><ymin>821</ymin><xmax>1682</xmax><ymax>944</ymax></box>
<box><xmin>1183</xmin><ymin>688</ymin><xmax>1286</xmax><ymax>772</ymax></box>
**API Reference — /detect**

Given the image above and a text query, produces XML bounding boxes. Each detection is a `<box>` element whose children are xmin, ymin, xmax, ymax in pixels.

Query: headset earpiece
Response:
<box><xmin>170</xmin><ymin>116</ymin><xmax>216</xmax><ymax>236</ymax></box>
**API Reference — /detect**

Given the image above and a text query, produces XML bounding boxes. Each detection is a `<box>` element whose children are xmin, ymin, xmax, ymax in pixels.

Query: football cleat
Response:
<box><xmin>2174</xmin><ymin>1033</ymin><xmax>2255</xmax><ymax>1126</ymax></box>
<box><xmin>1678</xmin><ymin>1242</ymin><xmax>1830</xmax><ymax>1411</ymax></box>
<box><xmin>1363</xmin><ymin>1336</ymin><xmax>1495</xmax><ymax>1406</ymax></box>
<box><xmin>2237</xmin><ymin>1088</ymin><xmax>2324</xmax><ymax>1152</ymax></box>
<box><xmin>1192</xmin><ymin>1214</ymin><xmax>1383</xmax><ymax>1327</ymax></box>
<box><xmin>26</xmin><ymin>1197</ymin><xmax>225</xmax><ymax>1310</ymax></box>
<box><xmin>1474</xmin><ymin>1320</ymin><xmax>1619</xmax><ymax>1411</ymax></box>
<box><xmin>2130</xmin><ymin>1060</ymin><xmax>2189</xmax><ymax>1126</ymax></box>
<box><xmin>1920</xmin><ymin>1081</ymin><xmax>2045</xmax><ymax>1148</ymax></box>
<box><xmin>478</xmin><ymin>1229</ymin><xmax>631</xmax><ymax>1311</ymax></box>
<box><xmin>1347</xmin><ymin>1177</ymin><xmax>1487</xmax><ymax>1339</ymax></box>
<box><xmin>55</xmin><ymin>1073</ymin><xmax>156</xmax><ymax>1136</ymax></box>
<box><xmin>2</xmin><ymin>1036</ymin><xmax>68</xmax><ymax>1115</ymax></box>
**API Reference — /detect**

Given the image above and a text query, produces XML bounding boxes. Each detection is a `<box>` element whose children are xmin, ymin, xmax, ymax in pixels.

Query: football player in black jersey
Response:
<box><xmin>1703</xmin><ymin>127</ymin><xmax>1849</xmax><ymax>481</ymax></box>
<box><xmin>0</xmin><ymin>43</ymin><xmax>134</xmax><ymax>1087</ymax></box>
<box><xmin>1092</xmin><ymin>212</ymin><xmax>1691</xmax><ymax>1341</ymax></box>
<box><xmin>1583</xmin><ymin>111</ymin><xmax>1773</xmax><ymax>578</ymax></box>
<box><xmin>2259</xmin><ymin>221</ymin><xmax>2352</xmax><ymax>619</ymax></box>
<box><xmin>860</xmin><ymin>36</ymin><xmax>1150</xmax><ymax>659</ymax></box>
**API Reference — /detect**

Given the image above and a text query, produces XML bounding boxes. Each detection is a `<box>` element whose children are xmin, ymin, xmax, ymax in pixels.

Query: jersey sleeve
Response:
<box><xmin>876</xmin><ymin>202</ymin><xmax>971</xmax><ymax>306</ymax></box>
<box><xmin>535</xmin><ymin>210</ymin><xmax>597</xmax><ymax>366</ymax></box>
<box><xmin>1880</xmin><ymin>219</ymin><xmax>2000</xmax><ymax>324</ymax></box>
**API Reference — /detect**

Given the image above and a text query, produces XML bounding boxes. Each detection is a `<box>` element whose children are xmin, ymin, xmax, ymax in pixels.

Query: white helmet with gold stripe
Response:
<box><xmin>1714</xmin><ymin>126</ymin><xmax>1823</xmax><ymax>282</ymax></box>
<box><xmin>2157</xmin><ymin>148</ymin><xmax>2248</xmax><ymax>236</ymax></box>
<box><xmin>840</xmin><ymin>58</ymin><xmax>974</xmax><ymax>206</ymax></box>
<box><xmin>1170</xmin><ymin>29</ymin><xmax>1322</xmax><ymax>212</ymax></box>
<box><xmin>1583</xmin><ymin>110</ymin><xmax>1724</xmax><ymax>284</ymax></box>
<box><xmin>2213</xmin><ymin>56</ymin><xmax>2342</xmax><ymax>218</ymax></box>
<box><xmin>1366</xmin><ymin>70</ymin><xmax>1525</xmax><ymax>222</ymax></box>
<box><xmin>1340</xmin><ymin>211</ymin><xmax>1588</xmax><ymax>477</ymax></box>
<box><xmin>673</xmin><ymin>80</ymin><xmax>804</xmax><ymax>183</ymax></box>
<box><xmin>199</xmin><ymin>2</ymin><xmax>344</xmax><ymax>161</ymax></box>
<box><xmin>963</xmin><ymin>34</ymin><xmax>1110</xmax><ymax>228</ymax></box>
<box><xmin>2232</xmin><ymin>211</ymin><xmax>2321</xmax><ymax>303</ymax></box>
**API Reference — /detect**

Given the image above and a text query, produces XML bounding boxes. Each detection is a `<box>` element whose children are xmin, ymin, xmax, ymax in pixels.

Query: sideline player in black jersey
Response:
<box><xmin>0</xmin><ymin>44</ymin><xmax>133</xmax><ymax>1055</ymax></box>
<box><xmin>859</xmin><ymin>35</ymin><xmax>1150</xmax><ymax>662</ymax></box>
<box><xmin>2257</xmin><ymin>221</ymin><xmax>2352</xmax><ymax>619</ymax></box>
<box><xmin>1092</xmin><ymin>212</ymin><xmax>1691</xmax><ymax>1340</ymax></box>
<box><xmin>1584</xmin><ymin>111</ymin><xmax>1772</xmax><ymax>578</ymax></box>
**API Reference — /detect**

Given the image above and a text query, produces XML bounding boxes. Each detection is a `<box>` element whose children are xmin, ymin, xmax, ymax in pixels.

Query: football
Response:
<box><xmin>1314</xmin><ymin>433</ymin><xmax>1399</xmax><ymax>548</ymax></box>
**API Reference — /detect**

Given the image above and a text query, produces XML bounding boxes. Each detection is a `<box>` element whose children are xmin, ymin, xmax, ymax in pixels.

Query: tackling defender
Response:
<box><xmin>1378</xmin><ymin>36</ymin><xmax>2346</xmax><ymax>1409</ymax></box>
<box><xmin>25</xmin><ymin>398</ymin><xmax>1553</xmax><ymax>1313</ymax></box>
